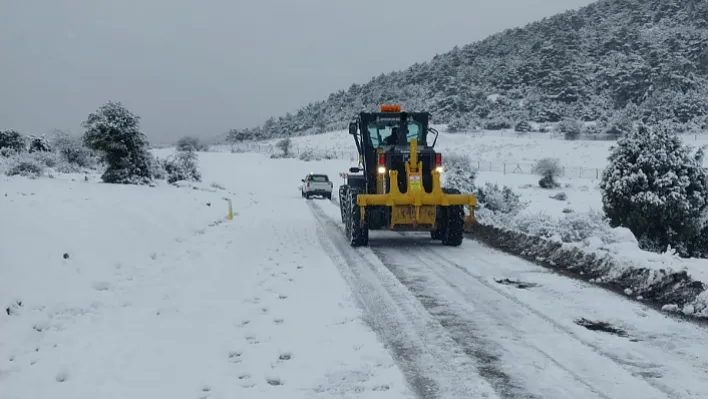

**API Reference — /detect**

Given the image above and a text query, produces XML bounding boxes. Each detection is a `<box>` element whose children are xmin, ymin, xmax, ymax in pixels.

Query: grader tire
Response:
<box><xmin>339</xmin><ymin>185</ymin><xmax>348</xmax><ymax>223</ymax></box>
<box><xmin>345</xmin><ymin>188</ymin><xmax>368</xmax><ymax>247</ymax></box>
<box><xmin>440</xmin><ymin>187</ymin><xmax>464</xmax><ymax>246</ymax></box>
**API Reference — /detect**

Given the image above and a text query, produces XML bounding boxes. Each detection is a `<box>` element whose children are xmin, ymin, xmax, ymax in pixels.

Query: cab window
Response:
<box><xmin>367</xmin><ymin>121</ymin><xmax>422</xmax><ymax>147</ymax></box>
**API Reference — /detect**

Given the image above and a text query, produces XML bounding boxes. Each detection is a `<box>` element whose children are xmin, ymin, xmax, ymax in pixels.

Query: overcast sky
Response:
<box><xmin>1</xmin><ymin>0</ymin><xmax>595</xmax><ymax>143</ymax></box>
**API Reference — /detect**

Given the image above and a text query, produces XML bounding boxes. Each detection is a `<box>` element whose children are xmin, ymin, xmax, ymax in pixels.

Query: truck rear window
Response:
<box><xmin>308</xmin><ymin>175</ymin><xmax>329</xmax><ymax>182</ymax></box>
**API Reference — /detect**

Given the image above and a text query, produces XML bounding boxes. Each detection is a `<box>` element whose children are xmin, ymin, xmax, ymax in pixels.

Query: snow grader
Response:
<box><xmin>338</xmin><ymin>104</ymin><xmax>477</xmax><ymax>247</ymax></box>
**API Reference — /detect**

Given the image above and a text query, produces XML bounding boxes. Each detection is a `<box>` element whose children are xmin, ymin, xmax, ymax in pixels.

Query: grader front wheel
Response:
<box><xmin>441</xmin><ymin>205</ymin><xmax>464</xmax><ymax>246</ymax></box>
<box><xmin>345</xmin><ymin>188</ymin><xmax>368</xmax><ymax>247</ymax></box>
<box><xmin>440</xmin><ymin>187</ymin><xmax>465</xmax><ymax>246</ymax></box>
<box><xmin>338</xmin><ymin>185</ymin><xmax>348</xmax><ymax>223</ymax></box>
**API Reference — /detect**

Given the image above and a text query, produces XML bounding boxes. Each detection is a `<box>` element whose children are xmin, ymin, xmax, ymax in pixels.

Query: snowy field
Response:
<box><xmin>0</xmin><ymin>153</ymin><xmax>411</xmax><ymax>399</ymax></box>
<box><xmin>3</xmin><ymin>147</ymin><xmax>708</xmax><ymax>398</ymax></box>
<box><xmin>225</xmin><ymin>128</ymin><xmax>708</xmax><ymax>176</ymax></box>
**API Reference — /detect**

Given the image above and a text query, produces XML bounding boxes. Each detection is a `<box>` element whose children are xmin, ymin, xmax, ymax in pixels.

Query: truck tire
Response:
<box><xmin>345</xmin><ymin>187</ymin><xmax>368</xmax><ymax>247</ymax></box>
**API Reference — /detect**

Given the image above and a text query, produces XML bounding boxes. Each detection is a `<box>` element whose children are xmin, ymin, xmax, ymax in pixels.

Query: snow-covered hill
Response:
<box><xmin>229</xmin><ymin>0</ymin><xmax>708</xmax><ymax>141</ymax></box>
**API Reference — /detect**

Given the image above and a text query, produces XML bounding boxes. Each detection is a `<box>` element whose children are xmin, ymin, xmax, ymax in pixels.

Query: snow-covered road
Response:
<box><xmin>310</xmin><ymin>198</ymin><xmax>708</xmax><ymax>399</ymax></box>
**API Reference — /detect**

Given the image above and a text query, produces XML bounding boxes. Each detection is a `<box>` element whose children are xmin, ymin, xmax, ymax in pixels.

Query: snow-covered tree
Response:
<box><xmin>0</xmin><ymin>129</ymin><xmax>26</xmax><ymax>155</ymax></box>
<box><xmin>600</xmin><ymin>123</ymin><xmax>708</xmax><ymax>256</ymax></box>
<box><xmin>82</xmin><ymin>101</ymin><xmax>153</xmax><ymax>184</ymax></box>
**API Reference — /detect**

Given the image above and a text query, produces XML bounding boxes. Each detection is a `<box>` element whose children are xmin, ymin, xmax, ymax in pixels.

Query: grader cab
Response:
<box><xmin>338</xmin><ymin>104</ymin><xmax>477</xmax><ymax>247</ymax></box>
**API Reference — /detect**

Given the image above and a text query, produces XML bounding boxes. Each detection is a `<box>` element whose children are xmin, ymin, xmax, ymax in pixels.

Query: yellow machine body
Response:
<box><xmin>356</xmin><ymin>138</ymin><xmax>477</xmax><ymax>230</ymax></box>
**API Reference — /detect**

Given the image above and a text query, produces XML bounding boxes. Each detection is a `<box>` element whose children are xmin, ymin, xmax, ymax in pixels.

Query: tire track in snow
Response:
<box><xmin>373</xmin><ymin>240</ymin><xmax>679</xmax><ymax>399</ymax></box>
<box><xmin>306</xmin><ymin>201</ymin><xmax>501</xmax><ymax>399</ymax></box>
<box><xmin>411</xmin><ymin>244</ymin><xmax>699</xmax><ymax>399</ymax></box>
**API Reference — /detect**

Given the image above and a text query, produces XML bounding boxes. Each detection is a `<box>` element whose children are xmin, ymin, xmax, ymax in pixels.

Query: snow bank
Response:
<box><xmin>470</xmin><ymin>209</ymin><xmax>708</xmax><ymax>319</ymax></box>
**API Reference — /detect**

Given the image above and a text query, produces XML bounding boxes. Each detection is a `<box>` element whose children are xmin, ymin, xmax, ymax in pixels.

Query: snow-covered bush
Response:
<box><xmin>176</xmin><ymin>135</ymin><xmax>207</xmax><ymax>152</ymax></box>
<box><xmin>550</xmin><ymin>192</ymin><xmax>567</xmax><ymax>201</ymax></box>
<box><xmin>299</xmin><ymin>148</ymin><xmax>322</xmax><ymax>161</ymax></box>
<box><xmin>82</xmin><ymin>101</ymin><xmax>154</xmax><ymax>184</ymax></box>
<box><xmin>483</xmin><ymin>117</ymin><xmax>512</xmax><ymax>130</ymax></box>
<box><xmin>475</xmin><ymin>182</ymin><xmax>525</xmax><ymax>214</ymax></box>
<box><xmin>29</xmin><ymin>151</ymin><xmax>59</xmax><ymax>168</ymax></box>
<box><xmin>604</xmin><ymin>111</ymin><xmax>634</xmax><ymax>138</ymax></box>
<box><xmin>163</xmin><ymin>150</ymin><xmax>201</xmax><ymax>183</ymax></box>
<box><xmin>148</xmin><ymin>154</ymin><xmax>167</xmax><ymax>180</ymax></box>
<box><xmin>600</xmin><ymin>123</ymin><xmax>708</xmax><ymax>257</ymax></box>
<box><xmin>514</xmin><ymin>120</ymin><xmax>532</xmax><ymax>133</ymax></box>
<box><xmin>581</xmin><ymin>123</ymin><xmax>602</xmax><ymax>137</ymax></box>
<box><xmin>4</xmin><ymin>155</ymin><xmax>45</xmax><ymax>178</ymax></box>
<box><xmin>50</xmin><ymin>130</ymin><xmax>97</xmax><ymax>170</ymax></box>
<box><xmin>443</xmin><ymin>153</ymin><xmax>476</xmax><ymax>193</ymax></box>
<box><xmin>559</xmin><ymin>119</ymin><xmax>582</xmax><ymax>140</ymax></box>
<box><xmin>0</xmin><ymin>129</ymin><xmax>26</xmax><ymax>155</ymax></box>
<box><xmin>511</xmin><ymin>209</ymin><xmax>632</xmax><ymax>245</ymax></box>
<box><xmin>27</xmin><ymin>135</ymin><xmax>51</xmax><ymax>153</ymax></box>
<box><xmin>532</xmin><ymin>158</ymin><xmax>562</xmax><ymax>188</ymax></box>
<box><xmin>537</xmin><ymin>123</ymin><xmax>552</xmax><ymax>133</ymax></box>
<box><xmin>447</xmin><ymin>117</ymin><xmax>469</xmax><ymax>133</ymax></box>
<box><xmin>276</xmin><ymin>138</ymin><xmax>292</xmax><ymax>157</ymax></box>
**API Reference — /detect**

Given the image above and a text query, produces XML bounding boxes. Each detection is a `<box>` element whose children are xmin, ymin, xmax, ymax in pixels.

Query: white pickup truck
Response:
<box><xmin>301</xmin><ymin>173</ymin><xmax>333</xmax><ymax>199</ymax></box>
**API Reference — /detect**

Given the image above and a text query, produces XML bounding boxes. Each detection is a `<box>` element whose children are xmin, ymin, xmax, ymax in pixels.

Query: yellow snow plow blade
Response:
<box><xmin>356</xmin><ymin>138</ymin><xmax>476</xmax><ymax>229</ymax></box>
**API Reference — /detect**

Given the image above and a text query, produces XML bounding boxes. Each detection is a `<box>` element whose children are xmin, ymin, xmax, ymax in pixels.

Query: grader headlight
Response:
<box><xmin>378</xmin><ymin>153</ymin><xmax>386</xmax><ymax>174</ymax></box>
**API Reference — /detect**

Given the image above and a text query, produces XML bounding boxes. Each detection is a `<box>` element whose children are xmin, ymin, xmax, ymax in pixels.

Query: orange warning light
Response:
<box><xmin>379</xmin><ymin>104</ymin><xmax>402</xmax><ymax>112</ymax></box>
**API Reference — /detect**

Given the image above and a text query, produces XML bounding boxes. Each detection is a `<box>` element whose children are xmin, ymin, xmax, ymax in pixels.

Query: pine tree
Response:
<box><xmin>600</xmin><ymin>122</ymin><xmax>708</xmax><ymax>256</ymax></box>
<box><xmin>82</xmin><ymin>101</ymin><xmax>153</xmax><ymax>184</ymax></box>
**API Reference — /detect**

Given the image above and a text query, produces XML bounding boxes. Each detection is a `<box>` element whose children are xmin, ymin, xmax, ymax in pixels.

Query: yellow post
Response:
<box><xmin>227</xmin><ymin>198</ymin><xmax>233</xmax><ymax>220</ymax></box>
